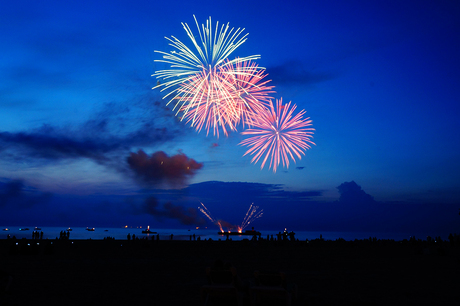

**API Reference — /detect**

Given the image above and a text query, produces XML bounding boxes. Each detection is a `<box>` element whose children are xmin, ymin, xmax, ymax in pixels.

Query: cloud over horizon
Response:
<box><xmin>0</xmin><ymin>178</ymin><xmax>457</xmax><ymax>237</ymax></box>
<box><xmin>337</xmin><ymin>181</ymin><xmax>375</xmax><ymax>204</ymax></box>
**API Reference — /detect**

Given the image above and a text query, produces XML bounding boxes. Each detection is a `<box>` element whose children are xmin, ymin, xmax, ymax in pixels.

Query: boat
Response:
<box><xmin>34</xmin><ymin>227</ymin><xmax>41</xmax><ymax>230</ymax></box>
<box><xmin>2</xmin><ymin>228</ymin><xmax>9</xmax><ymax>231</ymax></box>
<box><xmin>66</xmin><ymin>228</ymin><xmax>72</xmax><ymax>231</ymax></box>
<box><xmin>218</xmin><ymin>230</ymin><xmax>261</xmax><ymax>236</ymax></box>
<box><xmin>86</xmin><ymin>227</ymin><xmax>95</xmax><ymax>231</ymax></box>
<box><xmin>142</xmin><ymin>225</ymin><xmax>157</xmax><ymax>234</ymax></box>
<box><xmin>19</xmin><ymin>228</ymin><xmax>30</xmax><ymax>231</ymax></box>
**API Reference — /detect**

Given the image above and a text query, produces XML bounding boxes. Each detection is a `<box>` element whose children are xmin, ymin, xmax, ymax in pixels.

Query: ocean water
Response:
<box><xmin>0</xmin><ymin>226</ymin><xmax>420</xmax><ymax>241</ymax></box>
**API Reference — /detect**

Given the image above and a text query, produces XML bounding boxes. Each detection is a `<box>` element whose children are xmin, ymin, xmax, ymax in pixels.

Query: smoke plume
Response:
<box><xmin>143</xmin><ymin>197</ymin><xmax>206</xmax><ymax>226</ymax></box>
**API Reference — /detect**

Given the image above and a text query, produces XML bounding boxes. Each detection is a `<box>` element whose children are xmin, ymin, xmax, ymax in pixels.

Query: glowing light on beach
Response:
<box><xmin>239</xmin><ymin>98</ymin><xmax>315</xmax><ymax>172</ymax></box>
<box><xmin>153</xmin><ymin>16</ymin><xmax>267</xmax><ymax>137</ymax></box>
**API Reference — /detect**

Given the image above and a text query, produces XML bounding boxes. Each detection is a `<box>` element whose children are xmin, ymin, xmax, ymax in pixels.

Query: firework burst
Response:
<box><xmin>198</xmin><ymin>202</ymin><xmax>224</xmax><ymax>232</ymax></box>
<box><xmin>153</xmin><ymin>16</ymin><xmax>267</xmax><ymax>136</ymax></box>
<box><xmin>178</xmin><ymin>60</ymin><xmax>274</xmax><ymax>136</ymax></box>
<box><xmin>153</xmin><ymin>16</ymin><xmax>316</xmax><ymax>171</ymax></box>
<box><xmin>222</xmin><ymin>60</ymin><xmax>275</xmax><ymax>128</ymax></box>
<box><xmin>239</xmin><ymin>98</ymin><xmax>315</xmax><ymax>172</ymax></box>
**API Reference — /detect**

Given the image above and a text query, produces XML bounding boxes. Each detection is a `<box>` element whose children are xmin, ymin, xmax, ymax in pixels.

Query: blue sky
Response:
<box><xmin>1</xmin><ymin>0</ymin><xmax>459</xmax><ymax>237</ymax></box>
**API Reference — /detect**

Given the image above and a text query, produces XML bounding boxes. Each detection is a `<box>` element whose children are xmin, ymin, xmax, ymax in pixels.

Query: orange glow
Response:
<box><xmin>217</xmin><ymin>221</ymin><xmax>224</xmax><ymax>233</ymax></box>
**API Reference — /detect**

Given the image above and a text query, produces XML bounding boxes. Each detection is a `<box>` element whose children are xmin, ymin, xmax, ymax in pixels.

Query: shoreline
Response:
<box><xmin>1</xmin><ymin>226</ymin><xmax>447</xmax><ymax>242</ymax></box>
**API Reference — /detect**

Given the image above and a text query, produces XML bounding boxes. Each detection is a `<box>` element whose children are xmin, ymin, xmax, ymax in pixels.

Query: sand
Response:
<box><xmin>1</xmin><ymin>238</ymin><xmax>459</xmax><ymax>305</ymax></box>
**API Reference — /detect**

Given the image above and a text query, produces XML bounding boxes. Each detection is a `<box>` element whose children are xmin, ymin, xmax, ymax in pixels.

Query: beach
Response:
<box><xmin>1</xmin><ymin>238</ymin><xmax>459</xmax><ymax>305</ymax></box>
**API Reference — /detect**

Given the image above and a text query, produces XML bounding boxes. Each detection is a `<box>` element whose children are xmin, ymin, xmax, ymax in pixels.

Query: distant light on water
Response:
<box><xmin>0</xmin><ymin>226</ymin><xmax>433</xmax><ymax>242</ymax></box>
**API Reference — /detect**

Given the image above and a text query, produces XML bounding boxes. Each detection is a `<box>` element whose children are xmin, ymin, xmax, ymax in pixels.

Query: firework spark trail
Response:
<box><xmin>199</xmin><ymin>202</ymin><xmax>263</xmax><ymax>232</ymax></box>
<box><xmin>239</xmin><ymin>98</ymin><xmax>315</xmax><ymax>172</ymax></box>
<box><xmin>153</xmin><ymin>16</ymin><xmax>265</xmax><ymax>136</ymax></box>
<box><xmin>198</xmin><ymin>202</ymin><xmax>217</xmax><ymax>223</ymax></box>
<box><xmin>198</xmin><ymin>202</ymin><xmax>224</xmax><ymax>232</ymax></box>
<box><xmin>239</xmin><ymin>203</ymin><xmax>263</xmax><ymax>232</ymax></box>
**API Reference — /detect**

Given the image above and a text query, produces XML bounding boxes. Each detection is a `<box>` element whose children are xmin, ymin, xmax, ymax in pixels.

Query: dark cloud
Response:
<box><xmin>266</xmin><ymin>60</ymin><xmax>333</xmax><ymax>86</ymax></box>
<box><xmin>337</xmin><ymin>181</ymin><xmax>375</xmax><ymax>204</ymax></box>
<box><xmin>0</xmin><ymin>129</ymin><xmax>117</xmax><ymax>162</ymax></box>
<box><xmin>143</xmin><ymin>197</ymin><xmax>205</xmax><ymax>226</ymax></box>
<box><xmin>0</xmin><ymin>99</ymin><xmax>182</xmax><ymax>166</ymax></box>
<box><xmin>127</xmin><ymin>150</ymin><xmax>203</xmax><ymax>187</ymax></box>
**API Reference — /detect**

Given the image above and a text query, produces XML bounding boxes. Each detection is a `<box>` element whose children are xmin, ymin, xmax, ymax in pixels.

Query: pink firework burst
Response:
<box><xmin>177</xmin><ymin>66</ymin><xmax>238</xmax><ymax>137</ymax></box>
<box><xmin>222</xmin><ymin>60</ymin><xmax>275</xmax><ymax>128</ymax></box>
<box><xmin>239</xmin><ymin>98</ymin><xmax>315</xmax><ymax>172</ymax></box>
<box><xmin>178</xmin><ymin>60</ymin><xmax>273</xmax><ymax>137</ymax></box>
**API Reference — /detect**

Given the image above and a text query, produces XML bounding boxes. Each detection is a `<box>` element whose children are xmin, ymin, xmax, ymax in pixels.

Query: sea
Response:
<box><xmin>0</xmin><ymin>226</ymin><xmax>424</xmax><ymax>242</ymax></box>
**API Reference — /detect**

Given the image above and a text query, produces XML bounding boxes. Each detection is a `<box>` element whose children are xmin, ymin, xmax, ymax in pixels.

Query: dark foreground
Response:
<box><xmin>1</xmin><ymin>238</ymin><xmax>459</xmax><ymax>305</ymax></box>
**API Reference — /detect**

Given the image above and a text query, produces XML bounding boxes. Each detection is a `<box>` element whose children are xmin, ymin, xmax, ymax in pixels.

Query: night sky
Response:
<box><xmin>1</xmin><ymin>0</ymin><xmax>459</xmax><ymax>237</ymax></box>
